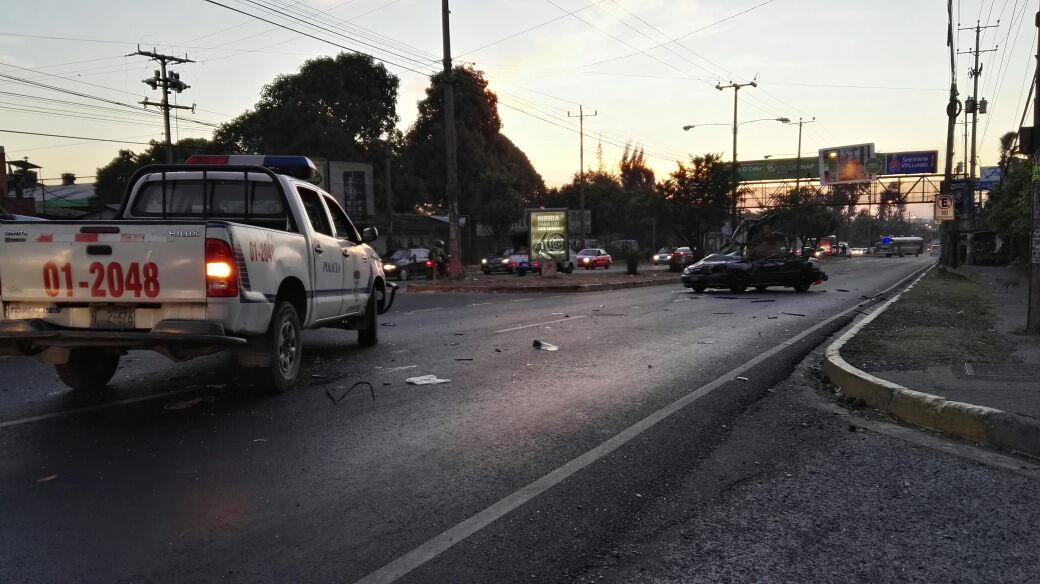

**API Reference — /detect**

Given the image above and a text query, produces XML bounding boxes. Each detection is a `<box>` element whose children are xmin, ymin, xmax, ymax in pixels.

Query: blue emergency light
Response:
<box><xmin>185</xmin><ymin>154</ymin><xmax>319</xmax><ymax>182</ymax></box>
<box><xmin>882</xmin><ymin>236</ymin><xmax>892</xmax><ymax>244</ymax></box>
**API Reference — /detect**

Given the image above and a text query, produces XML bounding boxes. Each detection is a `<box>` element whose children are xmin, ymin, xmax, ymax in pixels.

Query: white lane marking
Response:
<box><xmin>494</xmin><ymin>316</ymin><xmax>586</xmax><ymax>334</ymax></box>
<box><xmin>403</xmin><ymin>308</ymin><xmax>443</xmax><ymax>315</ymax></box>
<box><xmin>352</xmin><ymin>263</ymin><xmax>933</xmax><ymax>584</ymax></box>
<box><xmin>469</xmin><ymin>302</ymin><xmax>493</xmax><ymax>306</ymax></box>
<box><xmin>0</xmin><ymin>388</ymin><xmax>194</xmax><ymax>429</ymax></box>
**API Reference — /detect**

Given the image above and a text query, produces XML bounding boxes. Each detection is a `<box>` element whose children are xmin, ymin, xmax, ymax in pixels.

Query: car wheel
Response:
<box><xmin>729</xmin><ymin>275</ymin><xmax>749</xmax><ymax>294</ymax></box>
<box><xmin>257</xmin><ymin>301</ymin><xmax>302</xmax><ymax>393</ymax></box>
<box><xmin>692</xmin><ymin>285</ymin><xmax>706</xmax><ymax>293</ymax></box>
<box><xmin>399</xmin><ymin>267</ymin><xmax>409</xmax><ymax>281</ymax></box>
<box><xmin>358</xmin><ymin>291</ymin><xmax>378</xmax><ymax>347</ymax></box>
<box><xmin>755</xmin><ymin>285</ymin><xmax>769</xmax><ymax>292</ymax></box>
<box><xmin>794</xmin><ymin>276</ymin><xmax>812</xmax><ymax>293</ymax></box>
<box><xmin>55</xmin><ymin>349</ymin><xmax>120</xmax><ymax>391</ymax></box>
<box><xmin>483</xmin><ymin>269</ymin><xmax>491</xmax><ymax>275</ymax></box>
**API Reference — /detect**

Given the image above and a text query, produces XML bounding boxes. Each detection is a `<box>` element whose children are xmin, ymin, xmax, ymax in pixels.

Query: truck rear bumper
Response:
<box><xmin>0</xmin><ymin>319</ymin><xmax>247</xmax><ymax>361</ymax></box>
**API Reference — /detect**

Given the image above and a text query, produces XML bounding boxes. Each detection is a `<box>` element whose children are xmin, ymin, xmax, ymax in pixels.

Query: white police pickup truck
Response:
<box><xmin>0</xmin><ymin>155</ymin><xmax>396</xmax><ymax>393</ymax></box>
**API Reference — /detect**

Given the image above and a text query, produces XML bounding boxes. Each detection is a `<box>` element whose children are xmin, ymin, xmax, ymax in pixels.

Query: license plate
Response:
<box><xmin>91</xmin><ymin>305</ymin><xmax>136</xmax><ymax>330</ymax></box>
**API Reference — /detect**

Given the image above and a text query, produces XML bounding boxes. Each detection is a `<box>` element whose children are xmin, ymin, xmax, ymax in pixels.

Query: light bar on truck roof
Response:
<box><xmin>185</xmin><ymin>154</ymin><xmax>319</xmax><ymax>182</ymax></box>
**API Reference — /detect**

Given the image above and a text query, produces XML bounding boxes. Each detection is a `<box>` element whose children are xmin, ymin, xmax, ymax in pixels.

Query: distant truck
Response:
<box><xmin>877</xmin><ymin>236</ymin><xmax>924</xmax><ymax>257</ymax></box>
<box><xmin>0</xmin><ymin>155</ymin><xmax>396</xmax><ymax>393</ymax></box>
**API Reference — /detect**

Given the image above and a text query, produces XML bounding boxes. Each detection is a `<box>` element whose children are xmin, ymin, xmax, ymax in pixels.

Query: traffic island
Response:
<box><xmin>823</xmin><ymin>265</ymin><xmax>1040</xmax><ymax>459</ymax></box>
<box><xmin>404</xmin><ymin>269</ymin><xmax>680</xmax><ymax>294</ymax></box>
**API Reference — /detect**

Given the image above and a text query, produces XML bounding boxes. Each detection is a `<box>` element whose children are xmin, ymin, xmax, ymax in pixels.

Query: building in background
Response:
<box><xmin>312</xmin><ymin>159</ymin><xmax>374</xmax><ymax>220</ymax></box>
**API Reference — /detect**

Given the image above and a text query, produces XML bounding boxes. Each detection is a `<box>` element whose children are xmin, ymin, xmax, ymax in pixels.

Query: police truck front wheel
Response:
<box><xmin>55</xmin><ymin>349</ymin><xmax>120</xmax><ymax>391</ymax></box>
<box><xmin>358</xmin><ymin>292</ymin><xmax>378</xmax><ymax>347</ymax></box>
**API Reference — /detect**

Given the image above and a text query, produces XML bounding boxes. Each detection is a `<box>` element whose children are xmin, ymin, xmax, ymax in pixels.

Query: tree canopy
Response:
<box><xmin>400</xmin><ymin>65</ymin><xmax>544</xmax><ymax>223</ymax></box>
<box><xmin>655</xmin><ymin>153</ymin><xmax>734</xmax><ymax>247</ymax></box>
<box><xmin>214</xmin><ymin>52</ymin><xmax>399</xmax><ymax>163</ymax></box>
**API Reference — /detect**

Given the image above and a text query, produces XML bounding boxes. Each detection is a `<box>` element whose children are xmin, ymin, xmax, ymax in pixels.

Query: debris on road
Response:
<box><xmin>163</xmin><ymin>396</ymin><xmax>215</xmax><ymax>411</ymax></box>
<box><xmin>35</xmin><ymin>474</ymin><xmax>58</xmax><ymax>483</ymax></box>
<box><xmin>711</xmin><ymin>312</ymin><xmax>734</xmax><ymax>315</ymax></box>
<box><xmin>752</xmin><ymin>299</ymin><xmax>775</xmax><ymax>303</ymax></box>
<box><xmin>836</xmin><ymin>288</ymin><xmax>851</xmax><ymax>292</ymax></box>
<box><xmin>252</xmin><ymin>438</ymin><xmax>268</xmax><ymax>443</ymax></box>
<box><xmin>780</xmin><ymin>312</ymin><xmax>806</xmax><ymax>317</ymax></box>
<box><xmin>532</xmin><ymin>340</ymin><xmax>559</xmax><ymax>351</ymax></box>
<box><xmin>455</xmin><ymin>358</ymin><xmax>474</xmax><ymax>361</ymax></box>
<box><xmin>326</xmin><ymin>381</ymin><xmax>376</xmax><ymax>404</ymax></box>
<box><xmin>405</xmin><ymin>375</ymin><xmax>451</xmax><ymax>385</ymax></box>
<box><xmin>736</xmin><ymin>376</ymin><xmax>749</xmax><ymax>382</ymax></box>
<box><xmin>381</xmin><ymin>322</ymin><xmax>397</xmax><ymax>327</ymax></box>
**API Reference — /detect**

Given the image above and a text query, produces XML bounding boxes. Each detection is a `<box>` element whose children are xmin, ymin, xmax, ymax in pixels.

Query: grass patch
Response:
<box><xmin>842</xmin><ymin>269</ymin><xmax>1013</xmax><ymax>371</ymax></box>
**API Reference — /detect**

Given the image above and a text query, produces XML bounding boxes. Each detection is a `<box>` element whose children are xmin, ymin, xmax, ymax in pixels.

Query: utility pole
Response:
<box><xmin>716</xmin><ymin>80</ymin><xmax>756</xmax><ymax>231</ymax></box>
<box><xmin>385</xmin><ymin>156</ymin><xmax>393</xmax><ymax>248</ymax></box>
<box><xmin>131</xmin><ymin>47</ymin><xmax>195</xmax><ymax>164</ymax></box>
<box><xmin>957</xmin><ymin>21</ymin><xmax>997</xmax><ymax>266</ymax></box>
<box><xmin>1027</xmin><ymin>11</ymin><xmax>1040</xmax><ymax>334</ymax></box>
<box><xmin>568</xmin><ymin>106</ymin><xmax>597</xmax><ymax>247</ymax></box>
<box><xmin>941</xmin><ymin>0</ymin><xmax>960</xmax><ymax>269</ymax></box>
<box><xmin>791</xmin><ymin>116</ymin><xmax>815</xmax><ymax>192</ymax></box>
<box><xmin>442</xmin><ymin>0</ymin><xmax>463</xmax><ymax>279</ymax></box>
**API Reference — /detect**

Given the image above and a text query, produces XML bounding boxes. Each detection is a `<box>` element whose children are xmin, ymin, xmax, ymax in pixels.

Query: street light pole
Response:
<box><xmin>716</xmin><ymin>81</ymin><xmax>757</xmax><ymax>231</ymax></box>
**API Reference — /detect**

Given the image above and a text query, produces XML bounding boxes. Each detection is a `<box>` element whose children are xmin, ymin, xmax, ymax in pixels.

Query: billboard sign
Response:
<box><xmin>528</xmin><ymin>209</ymin><xmax>569</xmax><ymax>263</ymax></box>
<box><xmin>978</xmin><ymin>166</ymin><xmax>1002</xmax><ymax>190</ymax></box>
<box><xmin>818</xmin><ymin>143</ymin><xmax>876</xmax><ymax>185</ymax></box>
<box><xmin>884</xmin><ymin>151</ymin><xmax>938</xmax><ymax>175</ymax></box>
<box><xmin>738</xmin><ymin>158</ymin><xmax>819</xmax><ymax>182</ymax></box>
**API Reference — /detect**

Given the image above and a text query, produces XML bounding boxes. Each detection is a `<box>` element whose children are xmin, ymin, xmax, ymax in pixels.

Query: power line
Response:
<box><xmin>456</xmin><ymin>0</ymin><xmax>611</xmax><ymax>57</ymax></box>
<box><xmin>0</xmin><ymin>129</ymin><xmax>153</xmax><ymax>144</ymax></box>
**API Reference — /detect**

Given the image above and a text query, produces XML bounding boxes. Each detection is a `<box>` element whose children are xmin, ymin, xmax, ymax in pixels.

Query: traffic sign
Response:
<box><xmin>935</xmin><ymin>194</ymin><xmax>954</xmax><ymax>221</ymax></box>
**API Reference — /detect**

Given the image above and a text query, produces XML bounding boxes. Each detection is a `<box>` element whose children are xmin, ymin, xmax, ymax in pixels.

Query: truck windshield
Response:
<box><xmin>131</xmin><ymin>179</ymin><xmax>286</xmax><ymax>219</ymax></box>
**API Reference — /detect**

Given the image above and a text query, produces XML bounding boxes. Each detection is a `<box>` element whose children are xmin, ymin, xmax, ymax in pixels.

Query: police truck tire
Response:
<box><xmin>260</xmin><ymin>302</ymin><xmax>302</xmax><ymax>393</ymax></box>
<box><xmin>358</xmin><ymin>292</ymin><xmax>378</xmax><ymax>347</ymax></box>
<box><xmin>55</xmin><ymin>349</ymin><xmax>119</xmax><ymax>391</ymax></box>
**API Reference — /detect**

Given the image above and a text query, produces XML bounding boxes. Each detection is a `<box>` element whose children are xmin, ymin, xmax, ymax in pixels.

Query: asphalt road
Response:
<box><xmin>1</xmin><ymin>256</ymin><xmax>939</xmax><ymax>583</ymax></box>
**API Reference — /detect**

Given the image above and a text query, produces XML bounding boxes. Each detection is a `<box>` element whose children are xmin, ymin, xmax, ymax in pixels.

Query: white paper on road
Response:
<box><xmin>405</xmin><ymin>375</ymin><xmax>451</xmax><ymax>385</ymax></box>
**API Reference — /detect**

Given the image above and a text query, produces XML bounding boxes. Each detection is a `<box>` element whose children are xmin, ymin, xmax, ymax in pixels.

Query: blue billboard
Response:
<box><xmin>883</xmin><ymin>151</ymin><xmax>938</xmax><ymax>175</ymax></box>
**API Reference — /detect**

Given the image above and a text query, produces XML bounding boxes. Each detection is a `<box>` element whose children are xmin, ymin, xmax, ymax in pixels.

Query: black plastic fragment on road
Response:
<box><xmin>779</xmin><ymin>311</ymin><xmax>806</xmax><ymax>317</ymax></box>
<box><xmin>326</xmin><ymin>381</ymin><xmax>375</xmax><ymax>405</ymax></box>
<box><xmin>751</xmin><ymin>299</ymin><xmax>775</xmax><ymax>303</ymax></box>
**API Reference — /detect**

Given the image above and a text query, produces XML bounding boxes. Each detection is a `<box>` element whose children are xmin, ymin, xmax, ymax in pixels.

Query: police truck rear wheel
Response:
<box><xmin>260</xmin><ymin>302</ymin><xmax>302</xmax><ymax>393</ymax></box>
<box><xmin>55</xmin><ymin>349</ymin><xmax>119</xmax><ymax>391</ymax></box>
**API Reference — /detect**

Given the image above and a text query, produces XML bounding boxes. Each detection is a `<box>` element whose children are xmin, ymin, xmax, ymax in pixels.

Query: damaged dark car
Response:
<box><xmin>681</xmin><ymin>216</ymin><xmax>828</xmax><ymax>293</ymax></box>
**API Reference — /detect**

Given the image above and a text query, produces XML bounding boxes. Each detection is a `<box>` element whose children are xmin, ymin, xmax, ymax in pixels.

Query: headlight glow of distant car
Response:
<box><xmin>385</xmin><ymin>264</ymin><xmax>396</xmax><ymax>271</ymax></box>
<box><xmin>582</xmin><ymin>258</ymin><xmax>590</xmax><ymax>263</ymax></box>
<box><xmin>501</xmin><ymin>258</ymin><xmax>509</xmax><ymax>264</ymax></box>
<box><xmin>481</xmin><ymin>258</ymin><xmax>487</xmax><ymax>264</ymax></box>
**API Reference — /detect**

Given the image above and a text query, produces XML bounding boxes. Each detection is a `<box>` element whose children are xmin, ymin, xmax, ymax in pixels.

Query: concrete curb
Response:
<box><xmin>405</xmin><ymin>275</ymin><xmax>679</xmax><ymax>294</ymax></box>
<box><xmin>822</xmin><ymin>265</ymin><xmax>1040</xmax><ymax>459</ymax></box>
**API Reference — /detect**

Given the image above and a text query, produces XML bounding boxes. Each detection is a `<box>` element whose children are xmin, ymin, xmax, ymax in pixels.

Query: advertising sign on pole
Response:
<box><xmin>818</xmin><ymin>143</ymin><xmax>876</xmax><ymax>185</ymax></box>
<box><xmin>529</xmin><ymin>209</ymin><xmax>569</xmax><ymax>276</ymax></box>
<box><xmin>978</xmin><ymin>166</ymin><xmax>1002</xmax><ymax>190</ymax></box>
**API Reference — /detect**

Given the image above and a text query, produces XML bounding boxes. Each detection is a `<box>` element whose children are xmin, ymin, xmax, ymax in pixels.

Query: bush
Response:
<box><xmin>625</xmin><ymin>249</ymin><xmax>641</xmax><ymax>275</ymax></box>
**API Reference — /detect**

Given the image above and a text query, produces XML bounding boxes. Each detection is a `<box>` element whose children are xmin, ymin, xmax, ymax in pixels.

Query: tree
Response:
<box><xmin>619</xmin><ymin>143</ymin><xmax>654</xmax><ymax>193</ymax></box>
<box><xmin>655</xmin><ymin>154</ymin><xmax>733</xmax><ymax>248</ymax></box>
<box><xmin>984</xmin><ymin>131</ymin><xmax>1031</xmax><ymax>259</ymax></box>
<box><xmin>214</xmin><ymin>53</ymin><xmax>399</xmax><ymax>164</ymax></box>
<box><xmin>94</xmin><ymin>137</ymin><xmax>225</xmax><ymax>206</ymax></box>
<box><xmin>769</xmin><ymin>187</ymin><xmax>838</xmax><ymax>246</ymax></box>
<box><xmin>401</xmin><ymin>65</ymin><xmax>544</xmax><ymax>221</ymax></box>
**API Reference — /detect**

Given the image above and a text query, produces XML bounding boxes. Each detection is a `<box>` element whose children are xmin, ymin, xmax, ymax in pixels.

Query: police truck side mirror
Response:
<box><xmin>362</xmin><ymin>226</ymin><xmax>378</xmax><ymax>243</ymax></box>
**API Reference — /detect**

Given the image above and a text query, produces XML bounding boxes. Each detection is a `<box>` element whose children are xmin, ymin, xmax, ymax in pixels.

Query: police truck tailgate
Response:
<box><xmin>0</xmin><ymin>222</ymin><xmax>207</xmax><ymax>328</ymax></box>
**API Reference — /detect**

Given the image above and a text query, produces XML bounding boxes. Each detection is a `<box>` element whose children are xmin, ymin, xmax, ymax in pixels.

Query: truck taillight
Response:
<box><xmin>205</xmin><ymin>238</ymin><xmax>238</xmax><ymax>298</ymax></box>
<box><xmin>424</xmin><ymin>260</ymin><xmax>433</xmax><ymax>267</ymax></box>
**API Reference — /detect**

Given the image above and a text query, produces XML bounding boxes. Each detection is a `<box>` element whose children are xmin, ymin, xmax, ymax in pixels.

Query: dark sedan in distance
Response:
<box><xmin>481</xmin><ymin>248</ymin><xmax>515</xmax><ymax>274</ymax></box>
<box><xmin>668</xmin><ymin>246</ymin><xmax>701</xmax><ymax>272</ymax></box>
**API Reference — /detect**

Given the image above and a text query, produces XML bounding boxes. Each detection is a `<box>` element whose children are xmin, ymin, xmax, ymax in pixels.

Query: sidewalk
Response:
<box><xmin>823</xmin><ymin>262</ymin><xmax>1040</xmax><ymax>458</ymax></box>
